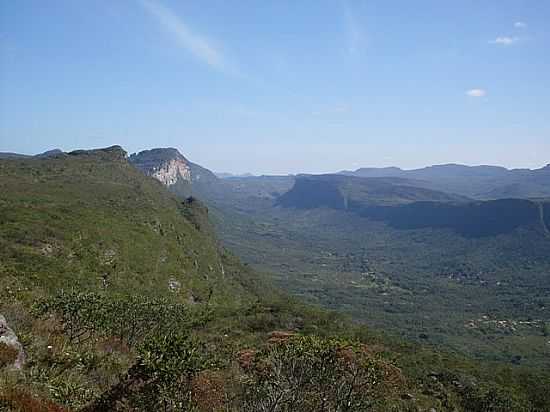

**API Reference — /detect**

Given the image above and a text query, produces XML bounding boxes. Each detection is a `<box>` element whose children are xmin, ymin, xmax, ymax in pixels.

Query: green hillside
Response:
<box><xmin>0</xmin><ymin>146</ymin><xmax>254</xmax><ymax>306</ymax></box>
<box><xmin>1</xmin><ymin>147</ymin><xmax>550</xmax><ymax>411</ymax></box>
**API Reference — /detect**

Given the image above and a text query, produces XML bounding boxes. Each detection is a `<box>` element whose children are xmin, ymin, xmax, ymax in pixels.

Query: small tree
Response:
<box><xmin>133</xmin><ymin>333</ymin><xmax>208</xmax><ymax>411</ymax></box>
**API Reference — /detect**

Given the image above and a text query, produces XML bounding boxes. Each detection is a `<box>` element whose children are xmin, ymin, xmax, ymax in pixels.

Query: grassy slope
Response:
<box><xmin>1</xmin><ymin>149</ymin><xmax>549</xmax><ymax>410</ymax></box>
<box><xmin>0</xmin><ymin>147</ymin><xmax>255</xmax><ymax>307</ymax></box>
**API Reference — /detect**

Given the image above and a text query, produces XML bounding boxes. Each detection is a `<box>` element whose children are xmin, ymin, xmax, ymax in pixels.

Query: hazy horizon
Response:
<box><xmin>2</xmin><ymin>143</ymin><xmax>548</xmax><ymax>176</ymax></box>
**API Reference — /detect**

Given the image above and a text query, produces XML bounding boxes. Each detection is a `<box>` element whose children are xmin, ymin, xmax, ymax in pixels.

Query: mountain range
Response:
<box><xmin>341</xmin><ymin>163</ymin><xmax>550</xmax><ymax>199</ymax></box>
<box><xmin>2</xmin><ymin>145</ymin><xmax>550</xmax><ymax>410</ymax></box>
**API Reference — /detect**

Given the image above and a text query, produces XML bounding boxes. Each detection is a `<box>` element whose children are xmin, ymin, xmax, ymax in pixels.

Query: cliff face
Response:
<box><xmin>149</xmin><ymin>157</ymin><xmax>191</xmax><ymax>186</ymax></box>
<box><xmin>129</xmin><ymin>148</ymin><xmax>191</xmax><ymax>187</ymax></box>
<box><xmin>129</xmin><ymin>148</ymin><xmax>223</xmax><ymax>201</ymax></box>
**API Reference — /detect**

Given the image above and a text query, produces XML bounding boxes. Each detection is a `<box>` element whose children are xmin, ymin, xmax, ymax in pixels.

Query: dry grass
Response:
<box><xmin>0</xmin><ymin>342</ymin><xmax>18</xmax><ymax>368</ymax></box>
<box><xmin>192</xmin><ymin>370</ymin><xmax>226</xmax><ymax>412</ymax></box>
<box><xmin>0</xmin><ymin>388</ymin><xmax>67</xmax><ymax>412</ymax></box>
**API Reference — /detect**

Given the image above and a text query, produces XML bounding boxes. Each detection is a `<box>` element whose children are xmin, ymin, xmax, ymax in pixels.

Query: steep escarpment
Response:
<box><xmin>277</xmin><ymin>174</ymin><xmax>467</xmax><ymax>209</ymax></box>
<box><xmin>541</xmin><ymin>201</ymin><xmax>550</xmax><ymax>236</ymax></box>
<box><xmin>0</xmin><ymin>147</ymin><xmax>255</xmax><ymax>305</ymax></box>
<box><xmin>129</xmin><ymin>148</ymin><xmax>222</xmax><ymax>200</ymax></box>
<box><xmin>278</xmin><ymin>175</ymin><xmax>544</xmax><ymax>237</ymax></box>
<box><xmin>129</xmin><ymin>148</ymin><xmax>193</xmax><ymax>197</ymax></box>
<box><xmin>277</xmin><ymin>176</ymin><xmax>347</xmax><ymax>209</ymax></box>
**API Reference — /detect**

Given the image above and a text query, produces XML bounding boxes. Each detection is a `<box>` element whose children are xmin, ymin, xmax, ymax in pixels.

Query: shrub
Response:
<box><xmin>132</xmin><ymin>333</ymin><xmax>210</xmax><ymax>411</ymax></box>
<box><xmin>31</xmin><ymin>291</ymin><xmax>210</xmax><ymax>347</ymax></box>
<box><xmin>239</xmin><ymin>335</ymin><xmax>388</xmax><ymax>411</ymax></box>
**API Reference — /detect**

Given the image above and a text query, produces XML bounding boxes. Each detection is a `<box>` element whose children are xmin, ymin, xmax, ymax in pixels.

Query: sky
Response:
<box><xmin>1</xmin><ymin>0</ymin><xmax>549</xmax><ymax>174</ymax></box>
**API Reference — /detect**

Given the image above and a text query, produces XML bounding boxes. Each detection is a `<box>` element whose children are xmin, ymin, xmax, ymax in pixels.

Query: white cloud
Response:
<box><xmin>139</xmin><ymin>0</ymin><xmax>229</xmax><ymax>73</ymax></box>
<box><xmin>490</xmin><ymin>36</ymin><xmax>519</xmax><ymax>45</ymax></box>
<box><xmin>514</xmin><ymin>22</ymin><xmax>527</xmax><ymax>28</ymax></box>
<box><xmin>466</xmin><ymin>89</ymin><xmax>486</xmax><ymax>97</ymax></box>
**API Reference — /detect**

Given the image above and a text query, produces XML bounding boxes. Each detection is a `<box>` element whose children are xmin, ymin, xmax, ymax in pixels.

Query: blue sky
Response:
<box><xmin>1</xmin><ymin>0</ymin><xmax>549</xmax><ymax>174</ymax></box>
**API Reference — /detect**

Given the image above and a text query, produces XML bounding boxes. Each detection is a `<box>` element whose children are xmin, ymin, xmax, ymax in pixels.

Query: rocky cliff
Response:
<box><xmin>129</xmin><ymin>148</ymin><xmax>191</xmax><ymax>186</ymax></box>
<box><xmin>129</xmin><ymin>148</ymin><xmax>221</xmax><ymax>199</ymax></box>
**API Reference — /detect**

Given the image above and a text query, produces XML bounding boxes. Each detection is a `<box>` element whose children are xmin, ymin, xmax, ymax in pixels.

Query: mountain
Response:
<box><xmin>341</xmin><ymin>163</ymin><xmax>550</xmax><ymax>199</ymax></box>
<box><xmin>129</xmin><ymin>148</ymin><xmax>219</xmax><ymax>199</ymax></box>
<box><xmin>0</xmin><ymin>152</ymin><xmax>28</xmax><ymax>159</ymax></box>
<box><xmin>34</xmin><ymin>148</ymin><xmax>64</xmax><ymax>158</ymax></box>
<box><xmin>0</xmin><ymin>148</ymin><xmax>64</xmax><ymax>159</ymax></box>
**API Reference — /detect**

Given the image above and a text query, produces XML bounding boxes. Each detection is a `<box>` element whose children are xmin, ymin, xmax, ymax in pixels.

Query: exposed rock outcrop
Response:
<box><xmin>0</xmin><ymin>315</ymin><xmax>26</xmax><ymax>369</ymax></box>
<box><xmin>129</xmin><ymin>148</ymin><xmax>191</xmax><ymax>186</ymax></box>
<box><xmin>128</xmin><ymin>148</ymin><xmax>221</xmax><ymax>200</ymax></box>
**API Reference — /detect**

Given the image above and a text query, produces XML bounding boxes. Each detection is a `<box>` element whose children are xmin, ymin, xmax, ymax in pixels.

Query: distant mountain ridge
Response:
<box><xmin>341</xmin><ymin>163</ymin><xmax>550</xmax><ymax>199</ymax></box>
<box><xmin>0</xmin><ymin>149</ymin><xmax>64</xmax><ymax>159</ymax></box>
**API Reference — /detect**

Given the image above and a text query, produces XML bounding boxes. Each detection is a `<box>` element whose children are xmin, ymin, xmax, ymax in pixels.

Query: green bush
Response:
<box><xmin>31</xmin><ymin>291</ymin><xmax>210</xmax><ymax>347</ymax></box>
<box><xmin>240</xmin><ymin>335</ymin><xmax>388</xmax><ymax>411</ymax></box>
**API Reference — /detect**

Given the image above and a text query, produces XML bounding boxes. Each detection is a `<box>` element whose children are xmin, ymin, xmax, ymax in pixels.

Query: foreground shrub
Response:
<box><xmin>31</xmin><ymin>291</ymin><xmax>210</xmax><ymax>347</ymax></box>
<box><xmin>239</xmin><ymin>335</ymin><xmax>392</xmax><ymax>411</ymax></box>
<box><xmin>81</xmin><ymin>332</ymin><xmax>210</xmax><ymax>411</ymax></box>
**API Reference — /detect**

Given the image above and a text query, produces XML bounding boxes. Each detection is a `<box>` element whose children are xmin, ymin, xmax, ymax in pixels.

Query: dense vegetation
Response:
<box><xmin>182</xmin><ymin>167</ymin><xmax>550</xmax><ymax>371</ymax></box>
<box><xmin>1</xmin><ymin>148</ymin><xmax>550</xmax><ymax>411</ymax></box>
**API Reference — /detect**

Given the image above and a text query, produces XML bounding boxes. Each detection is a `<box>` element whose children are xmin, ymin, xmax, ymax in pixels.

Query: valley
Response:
<box><xmin>169</xmin><ymin>157</ymin><xmax>550</xmax><ymax>369</ymax></box>
<box><xmin>3</xmin><ymin>2</ymin><xmax>549</xmax><ymax>409</ymax></box>
<box><xmin>1</xmin><ymin>147</ymin><xmax>549</xmax><ymax>411</ymax></box>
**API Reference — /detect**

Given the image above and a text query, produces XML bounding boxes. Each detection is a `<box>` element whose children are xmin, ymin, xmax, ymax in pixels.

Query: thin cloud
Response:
<box><xmin>490</xmin><ymin>36</ymin><xmax>519</xmax><ymax>46</ymax></box>
<box><xmin>343</xmin><ymin>2</ymin><xmax>367</xmax><ymax>56</ymax></box>
<box><xmin>514</xmin><ymin>22</ymin><xmax>527</xmax><ymax>28</ymax></box>
<box><xmin>311</xmin><ymin>104</ymin><xmax>351</xmax><ymax>116</ymax></box>
<box><xmin>139</xmin><ymin>0</ymin><xmax>230</xmax><ymax>73</ymax></box>
<box><xmin>466</xmin><ymin>89</ymin><xmax>486</xmax><ymax>97</ymax></box>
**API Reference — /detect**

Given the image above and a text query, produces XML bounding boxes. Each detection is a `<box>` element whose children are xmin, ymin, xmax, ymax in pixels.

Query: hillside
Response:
<box><xmin>0</xmin><ymin>145</ymin><xmax>254</xmax><ymax>306</ymax></box>
<box><xmin>2</xmin><ymin>146</ymin><xmax>550</xmax><ymax>411</ymax></box>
